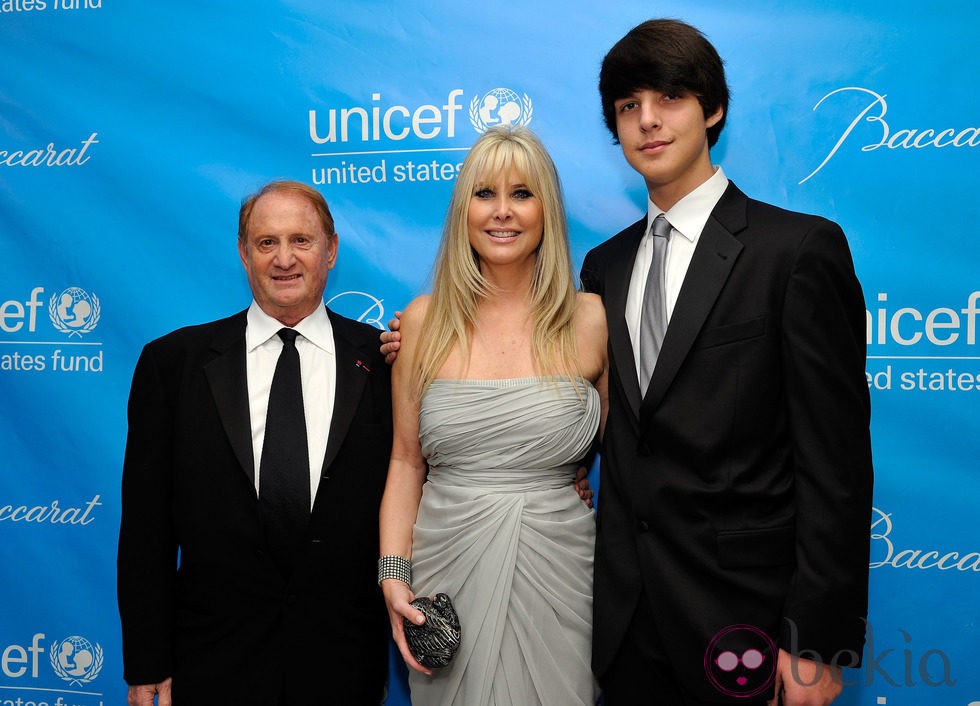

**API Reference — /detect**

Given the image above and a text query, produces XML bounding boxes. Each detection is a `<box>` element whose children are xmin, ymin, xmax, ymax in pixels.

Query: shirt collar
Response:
<box><xmin>245</xmin><ymin>301</ymin><xmax>335</xmax><ymax>356</ymax></box>
<box><xmin>647</xmin><ymin>165</ymin><xmax>729</xmax><ymax>243</ymax></box>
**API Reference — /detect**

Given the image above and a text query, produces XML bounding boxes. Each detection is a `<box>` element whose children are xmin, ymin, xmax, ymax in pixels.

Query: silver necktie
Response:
<box><xmin>638</xmin><ymin>214</ymin><xmax>672</xmax><ymax>395</ymax></box>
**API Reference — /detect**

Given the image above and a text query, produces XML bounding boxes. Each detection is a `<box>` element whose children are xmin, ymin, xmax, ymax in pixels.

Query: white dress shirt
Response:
<box><xmin>245</xmin><ymin>301</ymin><xmax>336</xmax><ymax>509</ymax></box>
<box><xmin>625</xmin><ymin>166</ymin><xmax>730</xmax><ymax>383</ymax></box>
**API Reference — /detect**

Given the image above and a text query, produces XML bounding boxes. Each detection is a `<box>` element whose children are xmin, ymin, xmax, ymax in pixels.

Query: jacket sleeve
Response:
<box><xmin>778</xmin><ymin>219</ymin><xmax>873</xmax><ymax>665</ymax></box>
<box><xmin>117</xmin><ymin>342</ymin><xmax>178</xmax><ymax>685</ymax></box>
<box><xmin>580</xmin><ymin>249</ymin><xmax>603</xmax><ymax>296</ymax></box>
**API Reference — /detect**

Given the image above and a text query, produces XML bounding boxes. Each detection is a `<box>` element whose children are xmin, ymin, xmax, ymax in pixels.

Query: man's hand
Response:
<box><xmin>380</xmin><ymin>311</ymin><xmax>402</xmax><ymax>365</ymax></box>
<box><xmin>573</xmin><ymin>466</ymin><xmax>594</xmax><ymax>508</ymax></box>
<box><xmin>128</xmin><ymin>678</ymin><xmax>172</xmax><ymax>706</ymax></box>
<box><xmin>768</xmin><ymin>648</ymin><xmax>842</xmax><ymax>706</ymax></box>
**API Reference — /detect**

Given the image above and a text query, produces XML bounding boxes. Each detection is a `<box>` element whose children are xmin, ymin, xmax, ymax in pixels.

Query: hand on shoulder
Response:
<box><xmin>380</xmin><ymin>310</ymin><xmax>403</xmax><ymax>364</ymax></box>
<box><xmin>399</xmin><ymin>296</ymin><xmax>430</xmax><ymax>339</ymax></box>
<box><xmin>380</xmin><ymin>298</ymin><xmax>430</xmax><ymax>365</ymax></box>
<box><xmin>386</xmin><ymin>296</ymin><xmax>431</xmax><ymax>372</ymax></box>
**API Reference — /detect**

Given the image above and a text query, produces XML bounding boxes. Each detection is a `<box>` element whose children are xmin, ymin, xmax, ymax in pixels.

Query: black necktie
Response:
<box><xmin>259</xmin><ymin>328</ymin><xmax>310</xmax><ymax>575</ymax></box>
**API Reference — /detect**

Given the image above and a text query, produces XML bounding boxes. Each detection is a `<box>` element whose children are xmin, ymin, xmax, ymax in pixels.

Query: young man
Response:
<box><xmin>581</xmin><ymin>19</ymin><xmax>873</xmax><ymax>706</ymax></box>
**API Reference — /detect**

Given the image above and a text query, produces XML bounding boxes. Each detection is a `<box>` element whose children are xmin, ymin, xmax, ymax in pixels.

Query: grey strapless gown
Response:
<box><xmin>409</xmin><ymin>377</ymin><xmax>600</xmax><ymax>706</ymax></box>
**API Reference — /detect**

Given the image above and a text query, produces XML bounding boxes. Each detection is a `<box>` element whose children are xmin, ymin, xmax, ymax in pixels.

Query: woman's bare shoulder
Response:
<box><xmin>574</xmin><ymin>291</ymin><xmax>606</xmax><ymax>328</ymax></box>
<box><xmin>573</xmin><ymin>291</ymin><xmax>607</xmax><ymax>363</ymax></box>
<box><xmin>401</xmin><ymin>295</ymin><xmax>431</xmax><ymax>328</ymax></box>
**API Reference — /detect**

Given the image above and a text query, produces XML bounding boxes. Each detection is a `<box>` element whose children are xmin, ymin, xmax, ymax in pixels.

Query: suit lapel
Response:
<box><xmin>203</xmin><ymin>311</ymin><xmax>255</xmax><ymax>485</ymax></box>
<box><xmin>320</xmin><ymin>308</ymin><xmax>370</xmax><ymax>477</ymax></box>
<box><xmin>606</xmin><ymin>218</ymin><xmax>647</xmax><ymax>420</ymax></box>
<box><xmin>641</xmin><ymin>184</ymin><xmax>747</xmax><ymax>418</ymax></box>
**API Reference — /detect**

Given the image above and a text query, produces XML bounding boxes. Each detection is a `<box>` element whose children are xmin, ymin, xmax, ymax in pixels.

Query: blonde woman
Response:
<box><xmin>379</xmin><ymin>126</ymin><xmax>607</xmax><ymax>705</ymax></box>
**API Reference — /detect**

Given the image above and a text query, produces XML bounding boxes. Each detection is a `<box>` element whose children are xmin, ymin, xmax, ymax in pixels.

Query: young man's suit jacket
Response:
<box><xmin>117</xmin><ymin>306</ymin><xmax>391</xmax><ymax>705</ymax></box>
<box><xmin>581</xmin><ymin>182</ymin><xmax>873</xmax><ymax>701</ymax></box>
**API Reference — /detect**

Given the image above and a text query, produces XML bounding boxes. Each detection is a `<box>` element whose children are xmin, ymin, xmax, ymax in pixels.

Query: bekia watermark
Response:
<box><xmin>703</xmin><ymin>620</ymin><xmax>955</xmax><ymax>698</ymax></box>
<box><xmin>704</xmin><ymin>624</ymin><xmax>777</xmax><ymax>698</ymax></box>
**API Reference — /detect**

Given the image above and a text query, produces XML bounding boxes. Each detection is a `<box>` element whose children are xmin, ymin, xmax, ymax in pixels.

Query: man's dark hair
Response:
<box><xmin>599</xmin><ymin>19</ymin><xmax>730</xmax><ymax>147</ymax></box>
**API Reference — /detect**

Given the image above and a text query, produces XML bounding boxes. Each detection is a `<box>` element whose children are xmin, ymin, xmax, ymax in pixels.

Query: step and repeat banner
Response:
<box><xmin>1</xmin><ymin>2</ymin><xmax>977</xmax><ymax>705</ymax></box>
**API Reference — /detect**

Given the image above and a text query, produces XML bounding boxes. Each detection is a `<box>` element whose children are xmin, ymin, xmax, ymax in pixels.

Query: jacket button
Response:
<box><xmin>638</xmin><ymin>520</ymin><xmax>650</xmax><ymax>532</ymax></box>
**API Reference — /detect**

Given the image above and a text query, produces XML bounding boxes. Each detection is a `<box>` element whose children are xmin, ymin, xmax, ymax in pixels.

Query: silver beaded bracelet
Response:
<box><xmin>378</xmin><ymin>555</ymin><xmax>412</xmax><ymax>586</ymax></box>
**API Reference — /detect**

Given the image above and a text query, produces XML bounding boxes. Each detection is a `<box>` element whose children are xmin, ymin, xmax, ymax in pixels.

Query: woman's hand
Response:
<box><xmin>381</xmin><ymin>578</ymin><xmax>433</xmax><ymax>675</ymax></box>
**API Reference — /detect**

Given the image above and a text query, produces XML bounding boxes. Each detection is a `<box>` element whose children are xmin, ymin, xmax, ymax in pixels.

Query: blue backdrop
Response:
<box><xmin>2</xmin><ymin>2</ymin><xmax>977</xmax><ymax>705</ymax></box>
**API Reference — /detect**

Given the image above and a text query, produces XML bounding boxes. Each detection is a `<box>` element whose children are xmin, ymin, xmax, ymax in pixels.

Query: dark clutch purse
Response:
<box><xmin>403</xmin><ymin>593</ymin><xmax>462</xmax><ymax>668</ymax></box>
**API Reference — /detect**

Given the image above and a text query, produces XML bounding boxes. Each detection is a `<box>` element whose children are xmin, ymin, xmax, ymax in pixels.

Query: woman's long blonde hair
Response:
<box><xmin>413</xmin><ymin>126</ymin><xmax>579</xmax><ymax>393</ymax></box>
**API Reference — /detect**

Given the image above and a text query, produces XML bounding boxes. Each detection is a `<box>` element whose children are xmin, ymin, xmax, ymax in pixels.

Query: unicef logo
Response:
<box><xmin>469</xmin><ymin>87</ymin><xmax>533</xmax><ymax>132</ymax></box>
<box><xmin>50</xmin><ymin>635</ymin><xmax>104</xmax><ymax>686</ymax></box>
<box><xmin>48</xmin><ymin>286</ymin><xmax>101</xmax><ymax>338</ymax></box>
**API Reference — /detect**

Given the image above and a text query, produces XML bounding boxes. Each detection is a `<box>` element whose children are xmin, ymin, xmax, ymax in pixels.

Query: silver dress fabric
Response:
<box><xmin>409</xmin><ymin>377</ymin><xmax>600</xmax><ymax>706</ymax></box>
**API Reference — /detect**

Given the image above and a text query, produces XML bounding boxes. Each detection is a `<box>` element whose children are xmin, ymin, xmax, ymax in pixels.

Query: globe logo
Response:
<box><xmin>50</xmin><ymin>635</ymin><xmax>104</xmax><ymax>686</ymax></box>
<box><xmin>469</xmin><ymin>87</ymin><xmax>533</xmax><ymax>132</ymax></box>
<box><xmin>48</xmin><ymin>286</ymin><xmax>101</xmax><ymax>337</ymax></box>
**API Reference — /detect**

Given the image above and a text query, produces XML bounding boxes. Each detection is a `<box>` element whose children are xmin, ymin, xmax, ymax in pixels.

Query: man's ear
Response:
<box><xmin>706</xmin><ymin>105</ymin><xmax>724</xmax><ymax>129</ymax></box>
<box><xmin>326</xmin><ymin>233</ymin><xmax>339</xmax><ymax>270</ymax></box>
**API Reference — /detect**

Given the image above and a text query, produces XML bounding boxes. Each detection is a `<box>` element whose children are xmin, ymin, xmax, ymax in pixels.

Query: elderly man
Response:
<box><xmin>118</xmin><ymin>181</ymin><xmax>391</xmax><ymax>705</ymax></box>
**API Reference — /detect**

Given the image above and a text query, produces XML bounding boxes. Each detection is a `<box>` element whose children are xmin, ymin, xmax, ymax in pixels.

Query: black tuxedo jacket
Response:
<box><xmin>581</xmin><ymin>182</ymin><xmax>873</xmax><ymax>700</ymax></box>
<box><xmin>117</xmin><ymin>307</ymin><xmax>391</xmax><ymax>705</ymax></box>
